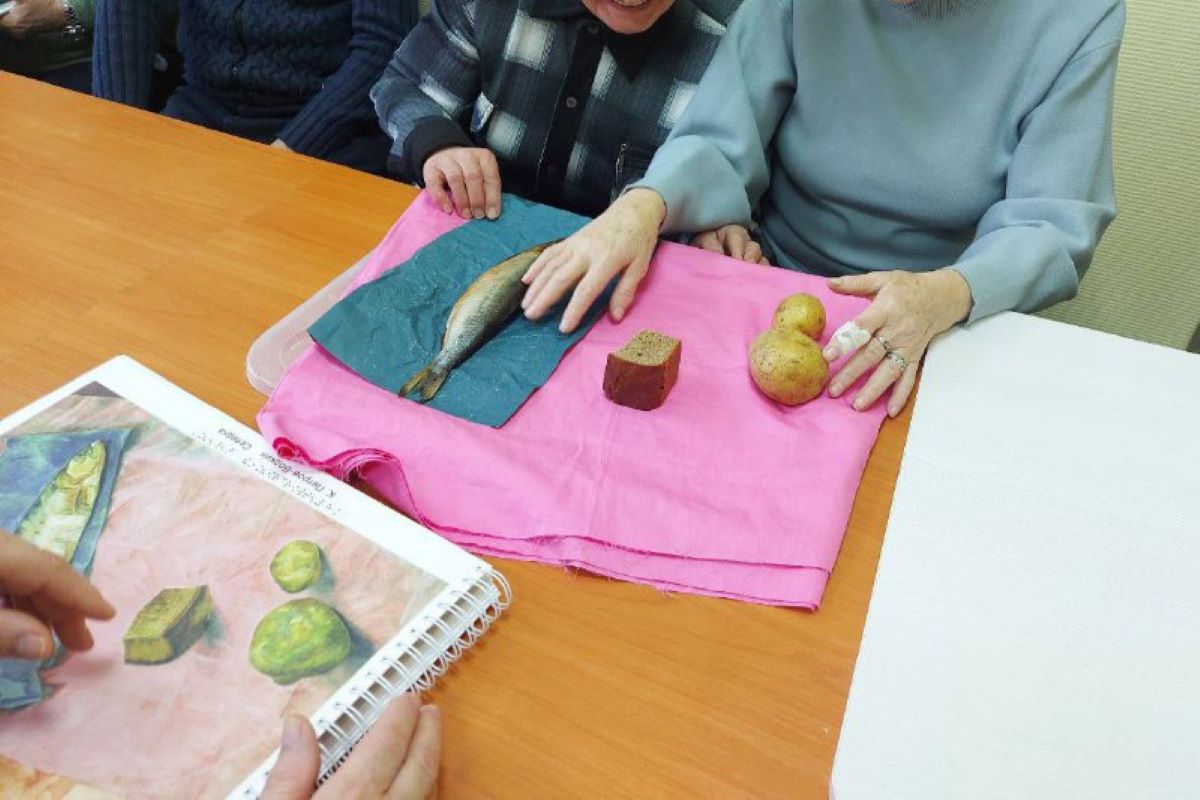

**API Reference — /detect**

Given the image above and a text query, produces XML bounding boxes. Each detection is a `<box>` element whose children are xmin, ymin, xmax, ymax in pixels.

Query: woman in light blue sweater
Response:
<box><xmin>521</xmin><ymin>0</ymin><xmax>1125</xmax><ymax>416</ymax></box>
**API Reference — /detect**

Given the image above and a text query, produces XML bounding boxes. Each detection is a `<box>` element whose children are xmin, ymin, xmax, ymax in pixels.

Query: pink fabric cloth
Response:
<box><xmin>258</xmin><ymin>194</ymin><xmax>886</xmax><ymax>608</ymax></box>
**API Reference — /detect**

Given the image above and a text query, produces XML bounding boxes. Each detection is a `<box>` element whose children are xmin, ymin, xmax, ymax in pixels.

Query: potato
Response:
<box><xmin>749</xmin><ymin>328</ymin><xmax>829</xmax><ymax>405</ymax></box>
<box><xmin>773</xmin><ymin>293</ymin><xmax>826</xmax><ymax>341</ymax></box>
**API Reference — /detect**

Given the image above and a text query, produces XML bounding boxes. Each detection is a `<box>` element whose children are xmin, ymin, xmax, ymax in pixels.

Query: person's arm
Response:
<box><xmin>823</xmin><ymin>7</ymin><xmax>1125</xmax><ymax>417</ymax></box>
<box><xmin>519</xmin><ymin>0</ymin><xmax>796</xmax><ymax>331</ymax></box>
<box><xmin>951</xmin><ymin>8</ymin><xmax>1125</xmax><ymax>321</ymax></box>
<box><xmin>632</xmin><ymin>0</ymin><xmax>796</xmax><ymax>233</ymax></box>
<box><xmin>91</xmin><ymin>0</ymin><xmax>164</xmax><ymax>108</ymax></box>
<box><xmin>275</xmin><ymin>0</ymin><xmax>415</xmax><ymax>158</ymax></box>
<box><xmin>370</xmin><ymin>0</ymin><xmax>480</xmax><ymax>183</ymax></box>
<box><xmin>370</xmin><ymin>0</ymin><xmax>501</xmax><ymax>218</ymax></box>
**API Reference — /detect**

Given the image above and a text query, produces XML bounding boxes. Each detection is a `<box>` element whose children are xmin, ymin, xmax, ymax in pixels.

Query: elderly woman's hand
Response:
<box><xmin>823</xmin><ymin>268</ymin><xmax>972</xmax><ymax>417</ymax></box>
<box><xmin>692</xmin><ymin>225</ymin><xmax>770</xmax><ymax>265</ymax></box>
<box><xmin>522</xmin><ymin>188</ymin><xmax>666</xmax><ymax>333</ymax></box>
<box><xmin>423</xmin><ymin>147</ymin><xmax>503</xmax><ymax>221</ymax></box>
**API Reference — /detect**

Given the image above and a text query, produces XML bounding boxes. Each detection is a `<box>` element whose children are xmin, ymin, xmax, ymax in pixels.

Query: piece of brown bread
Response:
<box><xmin>603</xmin><ymin>330</ymin><xmax>682</xmax><ymax>411</ymax></box>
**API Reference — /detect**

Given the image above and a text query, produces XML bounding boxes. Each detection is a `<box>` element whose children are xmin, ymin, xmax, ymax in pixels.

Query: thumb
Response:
<box><xmin>261</xmin><ymin>715</ymin><xmax>321</xmax><ymax>800</ymax></box>
<box><xmin>0</xmin><ymin>609</ymin><xmax>54</xmax><ymax>661</ymax></box>
<box><xmin>829</xmin><ymin>272</ymin><xmax>889</xmax><ymax>297</ymax></box>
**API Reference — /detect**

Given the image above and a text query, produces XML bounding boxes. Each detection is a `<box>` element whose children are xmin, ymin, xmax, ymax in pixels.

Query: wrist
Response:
<box><xmin>405</xmin><ymin>116</ymin><xmax>472</xmax><ymax>183</ymax></box>
<box><xmin>622</xmin><ymin>188</ymin><xmax>667</xmax><ymax>231</ymax></box>
<box><xmin>935</xmin><ymin>267</ymin><xmax>973</xmax><ymax>327</ymax></box>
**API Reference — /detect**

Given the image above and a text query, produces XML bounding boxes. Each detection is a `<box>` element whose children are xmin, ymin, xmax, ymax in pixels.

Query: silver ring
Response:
<box><xmin>873</xmin><ymin>335</ymin><xmax>895</xmax><ymax>355</ymax></box>
<box><xmin>884</xmin><ymin>350</ymin><xmax>909</xmax><ymax>371</ymax></box>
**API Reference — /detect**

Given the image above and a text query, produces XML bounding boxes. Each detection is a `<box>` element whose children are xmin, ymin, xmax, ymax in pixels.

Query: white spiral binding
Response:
<box><xmin>313</xmin><ymin>567</ymin><xmax>509</xmax><ymax>787</ymax></box>
<box><xmin>238</xmin><ymin>567</ymin><xmax>511</xmax><ymax>797</ymax></box>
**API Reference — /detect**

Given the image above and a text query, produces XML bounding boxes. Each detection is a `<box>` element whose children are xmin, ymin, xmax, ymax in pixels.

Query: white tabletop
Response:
<box><xmin>832</xmin><ymin>313</ymin><xmax>1200</xmax><ymax>800</ymax></box>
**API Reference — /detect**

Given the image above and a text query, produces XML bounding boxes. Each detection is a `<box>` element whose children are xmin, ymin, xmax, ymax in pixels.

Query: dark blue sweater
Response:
<box><xmin>93</xmin><ymin>0</ymin><xmax>418</xmax><ymax>157</ymax></box>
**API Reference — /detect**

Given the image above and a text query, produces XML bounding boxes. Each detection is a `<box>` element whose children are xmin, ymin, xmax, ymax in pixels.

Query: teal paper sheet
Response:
<box><xmin>308</xmin><ymin>196</ymin><xmax>604</xmax><ymax>428</ymax></box>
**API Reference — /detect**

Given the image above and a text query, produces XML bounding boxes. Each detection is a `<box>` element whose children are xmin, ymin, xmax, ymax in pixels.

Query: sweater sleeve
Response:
<box><xmin>276</xmin><ymin>0</ymin><xmax>417</xmax><ymax>158</ymax></box>
<box><xmin>951</xmin><ymin>12</ymin><xmax>1125</xmax><ymax>321</ymax></box>
<box><xmin>91</xmin><ymin>0</ymin><xmax>165</xmax><ymax>108</ymax></box>
<box><xmin>631</xmin><ymin>0</ymin><xmax>795</xmax><ymax>233</ymax></box>
<box><xmin>370</xmin><ymin>0</ymin><xmax>482</xmax><ymax>183</ymax></box>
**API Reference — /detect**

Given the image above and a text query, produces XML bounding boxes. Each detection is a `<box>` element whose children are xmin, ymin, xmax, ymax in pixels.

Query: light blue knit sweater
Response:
<box><xmin>637</xmin><ymin>0</ymin><xmax>1125</xmax><ymax>320</ymax></box>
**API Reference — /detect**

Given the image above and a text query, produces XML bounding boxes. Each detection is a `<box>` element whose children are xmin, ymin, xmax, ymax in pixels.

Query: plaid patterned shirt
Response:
<box><xmin>371</xmin><ymin>0</ymin><xmax>739</xmax><ymax>217</ymax></box>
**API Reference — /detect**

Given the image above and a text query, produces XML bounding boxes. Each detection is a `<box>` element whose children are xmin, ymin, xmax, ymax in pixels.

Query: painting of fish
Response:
<box><xmin>400</xmin><ymin>241</ymin><xmax>556</xmax><ymax>401</ymax></box>
<box><xmin>0</xmin><ymin>427</ymin><xmax>129</xmax><ymax>711</ymax></box>
<box><xmin>16</xmin><ymin>439</ymin><xmax>106</xmax><ymax>561</ymax></box>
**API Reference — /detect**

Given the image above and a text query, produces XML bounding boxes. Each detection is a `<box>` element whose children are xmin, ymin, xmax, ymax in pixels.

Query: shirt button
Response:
<box><xmin>565</xmin><ymin>96</ymin><xmax>578</xmax><ymax>109</ymax></box>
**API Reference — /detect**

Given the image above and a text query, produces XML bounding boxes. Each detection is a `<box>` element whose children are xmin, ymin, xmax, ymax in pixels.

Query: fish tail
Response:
<box><xmin>399</xmin><ymin>362</ymin><xmax>450</xmax><ymax>402</ymax></box>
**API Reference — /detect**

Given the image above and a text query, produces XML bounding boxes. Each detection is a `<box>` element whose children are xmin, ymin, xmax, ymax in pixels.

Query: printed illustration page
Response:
<box><xmin>0</xmin><ymin>357</ymin><xmax>499</xmax><ymax>799</ymax></box>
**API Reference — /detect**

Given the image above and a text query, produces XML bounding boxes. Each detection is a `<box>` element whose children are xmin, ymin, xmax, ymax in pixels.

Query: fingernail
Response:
<box><xmin>487</xmin><ymin>207</ymin><xmax>499</xmax><ymax>219</ymax></box>
<box><xmin>612</xmin><ymin>307</ymin><xmax>625</xmax><ymax>322</ymax></box>
<box><xmin>853</xmin><ymin>397</ymin><xmax>866</xmax><ymax>411</ymax></box>
<box><xmin>829</xmin><ymin>384</ymin><xmax>842</xmax><ymax>398</ymax></box>
<box><xmin>473</xmin><ymin>210</ymin><xmax>484</xmax><ymax>220</ymax></box>
<box><xmin>441</xmin><ymin>204</ymin><xmax>452</xmax><ymax>214</ymax></box>
<box><xmin>823</xmin><ymin>347</ymin><xmax>837</xmax><ymax>361</ymax></box>
<box><xmin>888</xmin><ymin>406</ymin><xmax>899</xmax><ymax>418</ymax></box>
<box><xmin>17</xmin><ymin>634</ymin><xmax>49</xmax><ymax>660</ymax></box>
<box><xmin>282</xmin><ymin>715</ymin><xmax>305</xmax><ymax>751</ymax></box>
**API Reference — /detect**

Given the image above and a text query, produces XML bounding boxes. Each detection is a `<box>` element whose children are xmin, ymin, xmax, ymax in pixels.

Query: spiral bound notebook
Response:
<box><xmin>0</xmin><ymin>357</ymin><xmax>509</xmax><ymax>799</ymax></box>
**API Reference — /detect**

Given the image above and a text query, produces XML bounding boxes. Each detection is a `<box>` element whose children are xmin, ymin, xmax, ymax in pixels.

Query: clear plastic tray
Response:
<box><xmin>246</xmin><ymin>253</ymin><xmax>371</xmax><ymax>396</ymax></box>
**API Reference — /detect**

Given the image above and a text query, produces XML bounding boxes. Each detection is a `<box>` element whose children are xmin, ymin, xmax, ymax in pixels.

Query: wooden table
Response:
<box><xmin>0</xmin><ymin>73</ymin><xmax>912</xmax><ymax>799</ymax></box>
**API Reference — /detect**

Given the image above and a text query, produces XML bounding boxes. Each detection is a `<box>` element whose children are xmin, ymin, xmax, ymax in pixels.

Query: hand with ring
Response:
<box><xmin>821</xmin><ymin>268</ymin><xmax>973</xmax><ymax>417</ymax></box>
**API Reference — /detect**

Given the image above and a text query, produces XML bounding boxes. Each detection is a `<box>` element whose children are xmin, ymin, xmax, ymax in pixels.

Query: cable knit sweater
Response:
<box><xmin>92</xmin><ymin>0</ymin><xmax>418</xmax><ymax>156</ymax></box>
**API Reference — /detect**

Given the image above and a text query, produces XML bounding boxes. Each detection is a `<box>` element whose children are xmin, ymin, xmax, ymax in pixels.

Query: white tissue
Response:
<box><xmin>831</xmin><ymin>321</ymin><xmax>871</xmax><ymax>357</ymax></box>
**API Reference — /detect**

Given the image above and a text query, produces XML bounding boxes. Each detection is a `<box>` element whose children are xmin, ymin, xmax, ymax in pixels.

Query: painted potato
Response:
<box><xmin>269</xmin><ymin>540</ymin><xmax>324</xmax><ymax>593</ymax></box>
<box><xmin>249</xmin><ymin>598</ymin><xmax>351</xmax><ymax>685</ymax></box>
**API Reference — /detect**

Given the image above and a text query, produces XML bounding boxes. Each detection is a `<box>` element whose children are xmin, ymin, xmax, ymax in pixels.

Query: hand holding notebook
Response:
<box><xmin>261</xmin><ymin>694</ymin><xmax>440</xmax><ymax>800</ymax></box>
